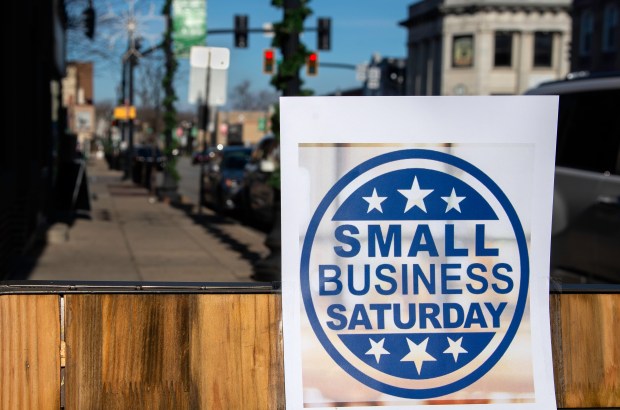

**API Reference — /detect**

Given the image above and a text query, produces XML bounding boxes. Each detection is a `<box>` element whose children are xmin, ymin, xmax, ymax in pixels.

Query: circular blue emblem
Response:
<box><xmin>300</xmin><ymin>149</ymin><xmax>529</xmax><ymax>399</ymax></box>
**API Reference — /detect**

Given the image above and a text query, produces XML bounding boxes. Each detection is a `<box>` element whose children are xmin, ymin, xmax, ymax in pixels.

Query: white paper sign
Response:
<box><xmin>280</xmin><ymin>96</ymin><xmax>558</xmax><ymax>409</ymax></box>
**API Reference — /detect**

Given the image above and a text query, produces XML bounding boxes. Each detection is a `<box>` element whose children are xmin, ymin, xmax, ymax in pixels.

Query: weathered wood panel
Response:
<box><xmin>64</xmin><ymin>294</ymin><xmax>283</xmax><ymax>409</ymax></box>
<box><xmin>0</xmin><ymin>295</ymin><xmax>60</xmax><ymax>410</ymax></box>
<box><xmin>3</xmin><ymin>290</ymin><xmax>620</xmax><ymax>408</ymax></box>
<box><xmin>551</xmin><ymin>293</ymin><xmax>620</xmax><ymax>408</ymax></box>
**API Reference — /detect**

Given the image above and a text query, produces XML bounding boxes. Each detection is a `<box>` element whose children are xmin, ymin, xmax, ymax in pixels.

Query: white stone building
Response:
<box><xmin>400</xmin><ymin>0</ymin><xmax>572</xmax><ymax>95</ymax></box>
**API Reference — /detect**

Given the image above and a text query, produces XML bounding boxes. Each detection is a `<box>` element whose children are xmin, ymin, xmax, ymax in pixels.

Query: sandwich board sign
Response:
<box><xmin>280</xmin><ymin>96</ymin><xmax>558</xmax><ymax>409</ymax></box>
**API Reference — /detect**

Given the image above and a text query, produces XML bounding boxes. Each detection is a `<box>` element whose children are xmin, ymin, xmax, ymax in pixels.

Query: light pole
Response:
<box><xmin>100</xmin><ymin>0</ymin><xmax>163</xmax><ymax>180</ymax></box>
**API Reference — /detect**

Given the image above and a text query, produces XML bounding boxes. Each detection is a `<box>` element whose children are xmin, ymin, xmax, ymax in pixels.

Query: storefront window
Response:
<box><xmin>534</xmin><ymin>32</ymin><xmax>553</xmax><ymax>67</ymax></box>
<box><xmin>494</xmin><ymin>31</ymin><xmax>513</xmax><ymax>67</ymax></box>
<box><xmin>603</xmin><ymin>4</ymin><xmax>618</xmax><ymax>52</ymax></box>
<box><xmin>452</xmin><ymin>35</ymin><xmax>474</xmax><ymax>68</ymax></box>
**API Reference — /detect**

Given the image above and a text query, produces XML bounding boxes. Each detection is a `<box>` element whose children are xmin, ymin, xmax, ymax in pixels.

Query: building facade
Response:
<box><xmin>1</xmin><ymin>0</ymin><xmax>68</xmax><ymax>277</ymax></box>
<box><xmin>63</xmin><ymin>61</ymin><xmax>96</xmax><ymax>153</ymax></box>
<box><xmin>361</xmin><ymin>54</ymin><xmax>408</xmax><ymax>96</ymax></box>
<box><xmin>400</xmin><ymin>0</ymin><xmax>572</xmax><ymax>95</ymax></box>
<box><xmin>214</xmin><ymin>111</ymin><xmax>271</xmax><ymax>147</ymax></box>
<box><xmin>571</xmin><ymin>0</ymin><xmax>620</xmax><ymax>72</ymax></box>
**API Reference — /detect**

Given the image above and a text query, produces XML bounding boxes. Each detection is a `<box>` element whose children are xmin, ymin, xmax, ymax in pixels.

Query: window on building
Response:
<box><xmin>452</xmin><ymin>35</ymin><xmax>474</xmax><ymax>68</ymax></box>
<box><xmin>494</xmin><ymin>31</ymin><xmax>513</xmax><ymax>67</ymax></box>
<box><xmin>534</xmin><ymin>32</ymin><xmax>553</xmax><ymax>67</ymax></box>
<box><xmin>603</xmin><ymin>4</ymin><xmax>619</xmax><ymax>52</ymax></box>
<box><xmin>580</xmin><ymin>11</ymin><xmax>594</xmax><ymax>56</ymax></box>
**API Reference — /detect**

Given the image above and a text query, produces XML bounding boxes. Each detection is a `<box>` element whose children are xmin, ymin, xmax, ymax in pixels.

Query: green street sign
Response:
<box><xmin>173</xmin><ymin>0</ymin><xmax>207</xmax><ymax>58</ymax></box>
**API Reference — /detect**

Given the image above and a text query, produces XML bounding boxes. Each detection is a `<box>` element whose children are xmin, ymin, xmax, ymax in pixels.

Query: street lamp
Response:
<box><xmin>99</xmin><ymin>0</ymin><xmax>164</xmax><ymax>180</ymax></box>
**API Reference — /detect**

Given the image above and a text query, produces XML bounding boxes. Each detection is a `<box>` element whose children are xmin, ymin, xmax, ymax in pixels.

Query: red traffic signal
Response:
<box><xmin>263</xmin><ymin>49</ymin><xmax>275</xmax><ymax>74</ymax></box>
<box><xmin>307</xmin><ymin>52</ymin><xmax>318</xmax><ymax>76</ymax></box>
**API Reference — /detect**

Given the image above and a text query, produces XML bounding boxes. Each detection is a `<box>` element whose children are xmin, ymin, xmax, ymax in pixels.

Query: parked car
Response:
<box><xmin>192</xmin><ymin>147</ymin><xmax>217</xmax><ymax>165</ymax></box>
<box><xmin>238</xmin><ymin>135</ymin><xmax>279</xmax><ymax>231</ymax></box>
<box><xmin>202</xmin><ymin>146</ymin><xmax>252</xmax><ymax>212</ymax></box>
<box><xmin>525</xmin><ymin>71</ymin><xmax>620</xmax><ymax>283</ymax></box>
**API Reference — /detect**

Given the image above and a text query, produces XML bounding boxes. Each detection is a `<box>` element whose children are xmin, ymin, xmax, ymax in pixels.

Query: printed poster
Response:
<box><xmin>280</xmin><ymin>97</ymin><xmax>558</xmax><ymax>409</ymax></box>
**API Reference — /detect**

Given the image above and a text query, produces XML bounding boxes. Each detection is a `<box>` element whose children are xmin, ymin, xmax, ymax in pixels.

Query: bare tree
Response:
<box><xmin>136</xmin><ymin>53</ymin><xmax>165</xmax><ymax>134</ymax></box>
<box><xmin>230</xmin><ymin>80</ymin><xmax>279</xmax><ymax>111</ymax></box>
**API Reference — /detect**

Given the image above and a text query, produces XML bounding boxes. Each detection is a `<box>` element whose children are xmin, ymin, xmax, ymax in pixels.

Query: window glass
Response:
<box><xmin>534</xmin><ymin>32</ymin><xmax>553</xmax><ymax>67</ymax></box>
<box><xmin>603</xmin><ymin>4</ymin><xmax>619</xmax><ymax>52</ymax></box>
<box><xmin>555</xmin><ymin>89</ymin><xmax>620</xmax><ymax>174</ymax></box>
<box><xmin>580</xmin><ymin>11</ymin><xmax>594</xmax><ymax>56</ymax></box>
<box><xmin>452</xmin><ymin>35</ymin><xmax>474</xmax><ymax>68</ymax></box>
<box><xmin>494</xmin><ymin>32</ymin><xmax>512</xmax><ymax>67</ymax></box>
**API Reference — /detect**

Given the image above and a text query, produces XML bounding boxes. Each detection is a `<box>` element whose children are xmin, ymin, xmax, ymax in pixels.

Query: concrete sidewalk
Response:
<box><xmin>27</xmin><ymin>157</ymin><xmax>269</xmax><ymax>282</ymax></box>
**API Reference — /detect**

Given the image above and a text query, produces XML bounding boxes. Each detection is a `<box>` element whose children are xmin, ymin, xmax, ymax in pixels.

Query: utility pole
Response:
<box><xmin>122</xmin><ymin>19</ymin><xmax>141</xmax><ymax>181</ymax></box>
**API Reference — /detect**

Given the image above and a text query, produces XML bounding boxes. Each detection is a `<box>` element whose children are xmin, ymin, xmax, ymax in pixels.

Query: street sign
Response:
<box><xmin>74</xmin><ymin>105</ymin><xmax>95</xmax><ymax>133</ymax></box>
<box><xmin>367</xmin><ymin>66</ymin><xmax>381</xmax><ymax>89</ymax></box>
<box><xmin>355</xmin><ymin>63</ymin><xmax>368</xmax><ymax>82</ymax></box>
<box><xmin>113</xmin><ymin>106</ymin><xmax>136</xmax><ymax>120</ymax></box>
<box><xmin>188</xmin><ymin>47</ymin><xmax>230</xmax><ymax>105</ymax></box>
<box><xmin>172</xmin><ymin>0</ymin><xmax>207</xmax><ymax>58</ymax></box>
<box><xmin>263</xmin><ymin>22</ymin><xmax>274</xmax><ymax>38</ymax></box>
<box><xmin>189</xmin><ymin>46</ymin><xmax>230</xmax><ymax>69</ymax></box>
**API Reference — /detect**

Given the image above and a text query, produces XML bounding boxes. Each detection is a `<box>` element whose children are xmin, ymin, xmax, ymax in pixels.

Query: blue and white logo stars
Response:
<box><xmin>363</xmin><ymin>335</ymin><xmax>470</xmax><ymax>375</ymax></box>
<box><xmin>401</xmin><ymin>337</ymin><xmax>436</xmax><ymax>375</ymax></box>
<box><xmin>444</xmin><ymin>337</ymin><xmax>468</xmax><ymax>362</ymax></box>
<box><xmin>362</xmin><ymin>188</ymin><xmax>387</xmax><ymax>213</ymax></box>
<box><xmin>365</xmin><ymin>338</ymin><xmax>390</xmax><ymax>363</ymax></box>
<box><xmin>362</xmin><ymin>177</ymin><xmax>466</xmax><ymax>215</ymax></box>
<box><xmin>442</xmin><ymin>188</ymin><xmax>466</xmax><ymax>213</ymax></box>
<box><xmin>362</xmin><ymin>176</ymin><xmax>466</xmax><ymax>213</ymax></box>
<box><xmin>333</xmin><ymin>169</ymin><xmax>496</xmax><ymax>222</ymax></box>
<box><xmin>398</xmin><ymin>176</ymin><xmax>434</xmax><ymax>213</ymax></box>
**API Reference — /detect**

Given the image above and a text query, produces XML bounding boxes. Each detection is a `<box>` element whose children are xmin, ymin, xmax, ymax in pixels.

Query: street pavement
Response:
<box><xmin>26</xmin><ymin>156</ymin><xmax>270</xmax><ymax>282</ymax></box>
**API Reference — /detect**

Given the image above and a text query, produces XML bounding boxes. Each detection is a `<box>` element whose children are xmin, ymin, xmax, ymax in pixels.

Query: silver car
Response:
<box><xmin>525</xmin><ymin>72</ymin><xmax>620</xmax><ymax>283</ymax></box>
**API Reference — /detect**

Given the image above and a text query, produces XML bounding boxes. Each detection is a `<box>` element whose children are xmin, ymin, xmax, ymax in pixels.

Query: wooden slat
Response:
<box><xmin>551</xmin><ymin>293</ymin><xmax>620</xmax><ymax>407</ymax></box>
<box><xmin>2</xmin><ymin>291</ymin><xmax>617</xmax><ymax>408</ymax></box>
<box><xmin>0</xmin><ymin>295</ymin><xmax>60</xmax><ymax>410</ymax></box>
<box><xmin>64</xmin><ymin>293</ymin><xmax>283</xmax><ymax>409</ymax></box>
<box><xmin>191</xmin><ymin>294</ymin><xmax>284</xmax><ymax>409</ymax></box>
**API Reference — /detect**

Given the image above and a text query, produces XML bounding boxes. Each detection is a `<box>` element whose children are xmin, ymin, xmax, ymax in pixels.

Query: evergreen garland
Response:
<box><xmin>161</xmin><ymin>0</ymin><xmax>180</xmax><ymax>182</ymax></box>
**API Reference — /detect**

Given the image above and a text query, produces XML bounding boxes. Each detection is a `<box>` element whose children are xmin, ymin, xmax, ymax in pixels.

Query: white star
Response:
<box><xmin>398</xmin><ymin>177</ymin><xmax>434</xmax><ymax>213</ymax></box>
<box><xmin>365</xmin><ymin>338</ymin><xmax>390</xmax><ymax>363</ymax></box>
<box><xmin>444</xmin><ymin>337</ymin><xmax>468</xmax><ymax>362</ymax></box>
<box><xmin>400</xmin><ymin>337</ymin><xmax>436</xmax><ymax>375</ymax></box>
<box><xmin>363</xmin><ymin>188</ymin><xmax>388</xmax><ymax>213</ymax></box>
<box><xmin>441</xmin><ymin>188</ymin><xmax>466</xmax><ymax>213</ymax></box>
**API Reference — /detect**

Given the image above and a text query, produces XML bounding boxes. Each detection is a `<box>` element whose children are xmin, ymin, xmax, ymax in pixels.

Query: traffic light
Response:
<box><xmin>317</xmin><ymin>18</ymin><xmax>331</xmax><ymax>51</ymax></box>
<box><xmin>83</xmin><ymin>6</ymin><xmax>95</xmax><ymax>39</ymax></box>
<box><xmin>234</xmin><ymin>15</ymin><xmax>248</xmax><ymax>48</ymax></box>
<box><xmin>306</xmin><ymin>52</ymin><xmax>318</xmax><ymax>76</ymax></box>
<box><xmin>263</xmin><ymin>49</ymin><xmax>275</xmax><ymax>74</ymax></box>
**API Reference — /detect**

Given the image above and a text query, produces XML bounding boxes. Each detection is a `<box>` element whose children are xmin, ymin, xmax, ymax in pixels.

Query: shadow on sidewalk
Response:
<box><xmin>170</xmin><ymin>202</ymin><xmax>264</xmax><ymax>266</ymax></box>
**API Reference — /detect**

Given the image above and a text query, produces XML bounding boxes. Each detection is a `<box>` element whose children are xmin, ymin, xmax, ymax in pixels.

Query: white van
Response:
<box><xmin>525</xmin><ymin>72</ymin><xmax>620</xmax><ymax>283</ymax></box>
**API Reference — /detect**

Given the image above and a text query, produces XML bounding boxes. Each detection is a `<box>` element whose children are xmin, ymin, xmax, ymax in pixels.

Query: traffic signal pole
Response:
<box><xmin>282</xmin><ymin>0</ymin><xmax>302</xmax><ymax>96</ymax></box>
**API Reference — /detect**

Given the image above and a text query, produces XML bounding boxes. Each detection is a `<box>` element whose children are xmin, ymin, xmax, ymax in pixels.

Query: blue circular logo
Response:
<box><xmin>300</xmin><ymin>149</ymin><xmax>529</xmax><ymax>398</ymax></box>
